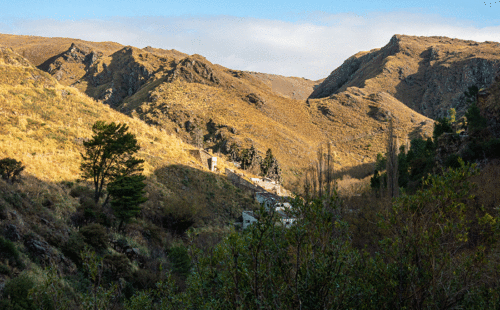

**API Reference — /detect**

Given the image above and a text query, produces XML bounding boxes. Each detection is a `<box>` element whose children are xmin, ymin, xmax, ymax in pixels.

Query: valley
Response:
<box><xmin>1</xmin><ymin>32</ymin><xmax>500</xmax><ymax>309</ymax></box>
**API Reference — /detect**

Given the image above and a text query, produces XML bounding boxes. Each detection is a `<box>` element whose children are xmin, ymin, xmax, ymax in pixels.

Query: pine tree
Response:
<box><xmin>80</xmin><ymin>121</ymin><xmax>144</xmax><ymax>205</ymax></box>
<box><xmin>107</xmin><ymin>175</ymin><xmax>148</xmax><ymax>231</ymax></box>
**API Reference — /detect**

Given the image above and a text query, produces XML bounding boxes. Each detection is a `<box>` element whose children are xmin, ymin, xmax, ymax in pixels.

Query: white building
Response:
<box><xmin>242</xmin><ymin>211</ymin><xmax>259</xmax><ymax>229</ymax></box>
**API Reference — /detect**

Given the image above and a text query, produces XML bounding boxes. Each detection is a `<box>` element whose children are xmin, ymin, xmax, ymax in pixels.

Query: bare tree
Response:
<box><xmin>386</xmin><ymin>116</ymin><xmax>399</xmax><ymax>198</ymax></box>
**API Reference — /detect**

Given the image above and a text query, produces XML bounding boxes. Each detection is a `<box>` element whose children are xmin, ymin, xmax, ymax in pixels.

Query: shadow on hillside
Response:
<box><xmin>336</xmin><ymin>162</ymin><xmax>375</xmax><ymax>180</ymax></box>
<box><xmin>37</xmin><ymin>51</ymin><xmax>66</xmax><ymax>72</ymax></box>
<box><xmin>393</xmin><ymin>48</ymin><xmax>438</xmax><ymax>118</ymax></box>
<box><xmin>151</xmin><ymin>164</ymin><xmax>258</xmax><ymax>234</ymax></box>
<box><xmin>394</xmin><ymin>47</ymin><xmax>499</xmax><ymax>120</ymax></box>
<box><xmin>409</xmin><ymin>121</ymin><xmax>430</xmax><ymax>140</ymax></box>
<box><xmin>86</xmin><ymin>46</ymin><xmax>175</xmax><ymax>106</ymax></box>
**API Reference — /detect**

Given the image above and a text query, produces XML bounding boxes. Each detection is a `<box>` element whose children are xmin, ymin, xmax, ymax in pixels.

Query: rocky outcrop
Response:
<box><xmin>92</xmin><ymin>47</ymin><xmax>158</xmax><ymax>105</ymax></box>
<box><xmin>310</xmin><ymin>35</ymin><xmax>500</xmax><ymax>120</ymax></box>
<box><xmin>245</xmin><ymin>93</ymin><xmax>265</xmax><ymax>107</ymax></box>
<box><xmin>168</xmin><ymin>55</ymin><xmax>222</xmax><ymax>86</ymax></box>
<box><xmin>47</xmin><ymin>43</ymin><xmax>103</xmax><ymax>82</ymax></box>
<box><xmin>309</xmin><ymin>35</ymin><xmax>401</xmax><ymax>99</ymax></box>
<box><xmin>0</xmin><ymin>47</ymin><xmax>32</xmax><ymax>67</ymax></box>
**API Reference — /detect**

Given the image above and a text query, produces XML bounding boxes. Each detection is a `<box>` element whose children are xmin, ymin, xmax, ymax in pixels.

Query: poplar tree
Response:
<box><xmin>386</xmin><ymin>117</ymin><xmax>399</xmax><ymax>198</ymax></box>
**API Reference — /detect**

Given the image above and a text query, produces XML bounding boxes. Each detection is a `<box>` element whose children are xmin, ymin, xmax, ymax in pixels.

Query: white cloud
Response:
<box><xmin>2</xmin><ymin>11</ymin><xmax>500</xmax><ymax>80</ymax></box>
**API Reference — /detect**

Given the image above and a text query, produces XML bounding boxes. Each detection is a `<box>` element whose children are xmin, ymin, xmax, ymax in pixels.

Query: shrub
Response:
<box><xmin>0</xmin><ymin>263</ymin><xmax>11</xmax><ymax>275</ymax></box>
<box><xmin>3</xmin><ymin>192</ymin><xmax>23</xmax><ymax>209</ymax></box>
<box><xmin>61</xmin><ymin>232</ymin><xmax>85</xmax><ymax>265</ymax></box>
<box><xmin>132</xmin><ymin>268</ymin><xmax>159</xmax><ymax>290</ymax></box>
<box><xmin>0</xmin><ymin>273</ymin><xmax>35</xmax><ymax>310</ymax></box>
<box><xmin>0</xmin><ymin>236</ymin><xmax>24</xmax><ymax>269</ymax></box>
<box><xmin>167</xmin><ymin>245</ymin><xmax>192</xmax><ymax>277</ymax></box>
<box><xmin>485</xmin><ymin>138</ymin><xmax>500</xmax><ymax>158</ymax></box>
<box><xmin>103</xmin><ymin>253</ymin><xmax>132</xmax><ymax>282</ymax></box>
<box><xmin>69</xmin><ymin>185</ymin><xmax>93</xmax><ymax>198</ymax></box>
<box><xmin>79</xmin><ymin>223</ymin><xmax>109</xmax><ymax>250</ymax></box>
<box><xmin>0</xmin><ymin>158</ymin><xmax>25</xmax><ymax>184</ymax></box>
<box><xmin>445</xmin><ymin>154</ymin><xmax>462</xmax><ymax>169</ymax></box>
<box><xmin>433</xmin><ymin>117</ymin><xmax>453</xmax><ymax>141</ymax></box>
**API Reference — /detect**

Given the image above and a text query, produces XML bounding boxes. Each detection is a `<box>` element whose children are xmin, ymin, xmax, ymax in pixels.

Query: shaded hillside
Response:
<box><xmin>478</xmin><ymin>75</ymin><xmax>500</xmax><ymax>138</ymax></box>
<box><xmin>310</xmin><ymin>34</ymin><xmax>500</xmax><ymax>120</ymax></box>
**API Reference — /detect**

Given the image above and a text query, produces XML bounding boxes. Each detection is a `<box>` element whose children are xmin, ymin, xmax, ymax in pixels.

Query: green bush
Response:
<box><xmin>167</xmin><ymin>245</ymin><xmax>192</xmax><ymax>277</ymax></box>
<box><xmin>0</xmin><ymin>273</ymin><xmax>35</xmax><ymax>310</ymax></box>
<box><xmin>0</xmin><ymin>263</ymin><xmax>11</xmax><ymax>275</ymax></box>
<box><xmin>445</xmin><ymin>153</ymin><xmax>462</xmax><ymax>169</ymax></box>
<box><xmin>61</xmin><ymin>232</ymin><xmax>85</xmax><ymax>265</ymax></box>
<box><xmin>485</xmin><ymin>138</ymin><xmax>500</xmax><ymax>158</ymax></box>
<box><xmin>0</xmin><ymin>236</ymin><xmax>24</xmax><ymax>269</ymax></box>
<box><xmin>132</xmin><ymin>268</ymin><xmax>159</xmax><ymax>290</ymax></box>
<box><xmin>0</xmin><ymin>158</ymin><xmax>25</xmax><ymax>184</ymax></box>
<box><xmin>103</xmin><ymin>253</ymin><xmax>132</xmax><ymax>282</ymax></box>
<box><xmin>433</xmin><ymin>117</ymin><xmax>453</xmax><ymax>141</ymax></box>
<box><xmin>79</xmin><ymin>223</ymin><xmax>109</xmax><ymax>250</ymax></box>
<box><xmin>3</xmin><ymin>192</ymin><xmax>23</xmax><ymax>209</ymax></box>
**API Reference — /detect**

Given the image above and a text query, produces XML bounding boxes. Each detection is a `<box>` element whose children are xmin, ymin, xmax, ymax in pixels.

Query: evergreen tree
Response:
<box><xmin>397</xmin><ymin>144</ymin><xmax>409</xmax><ymax>188</ymax></box>
<box><xmin>107</xmin><ymin>175</ymin><xmax>148</xmax><ymax>231</ymax></box>
<box><xmin>465</xmin><ymin>101</ymin><xmax>487</xmax><ymax>134</ymax></box>
<box><xmin>80</xmin><ymin>121</ymin><xmax>144</xmax><ymax>205</ymax></box>
<box><xmin>433</xmin><ymin>117</ymin><xmax>453</xmax><ymax>142</ymax></box>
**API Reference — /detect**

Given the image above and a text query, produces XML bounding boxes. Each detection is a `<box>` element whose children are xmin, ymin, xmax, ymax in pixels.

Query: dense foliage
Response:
<box><xmin>80</xmin><ymin>121</ymin><xmax>145</xmax><ymax>204</ymax></box>
<box><xmin>0</xmin><ymin>158</ymin><xmax>24</xmax><ymax>184</ymax></box>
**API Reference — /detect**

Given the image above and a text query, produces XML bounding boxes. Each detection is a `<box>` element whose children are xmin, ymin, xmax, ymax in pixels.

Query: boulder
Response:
<box><xmin>4</xmin><ymin>224</ymin><xmax>21</xmax><ymax>242</ymax></box>
<box><xmin>245</xmin><ymin>93</ymin><xmax>265</xmax><ymax>107</ymax></box>
<box><xmin>24</xmin><ymin>237</ymin><xmax>52</xmax><ymax>261</ymax></box>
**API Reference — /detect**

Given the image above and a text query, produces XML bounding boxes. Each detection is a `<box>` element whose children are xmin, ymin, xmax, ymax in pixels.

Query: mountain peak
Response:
<box><xmin>310</xmin><ymin>34</ymin><xmax>500</xmax><ymax>119</ymax></box>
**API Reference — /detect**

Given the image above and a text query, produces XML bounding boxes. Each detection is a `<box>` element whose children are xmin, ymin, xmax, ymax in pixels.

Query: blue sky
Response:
<box><xmin>1</xmin><ymin>0</ymin><xmax>499</xmax><ymax>79</ymax></box>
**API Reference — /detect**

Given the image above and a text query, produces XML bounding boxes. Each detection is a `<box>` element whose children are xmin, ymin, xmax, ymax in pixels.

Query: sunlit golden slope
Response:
<box><xmin>1</xmin><ymin>33</ymin><xmax>435</xmax><ymax>186</ymax></box>
<box><xmin>311</xmin><ymin>34</ymin><xmax>500</xmax><ymax>120</ymax></box>
<box><xmin>0</xmin><ymin>46</ymin><xmax>259</xmax><ymax>227</ymax></box>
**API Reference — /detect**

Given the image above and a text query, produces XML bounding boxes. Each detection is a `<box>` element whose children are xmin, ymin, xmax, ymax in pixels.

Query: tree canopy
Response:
<box><xmin>80</xmin><ymin>121</ymin><xmax>144</xmax><ymax>205</ymax></box>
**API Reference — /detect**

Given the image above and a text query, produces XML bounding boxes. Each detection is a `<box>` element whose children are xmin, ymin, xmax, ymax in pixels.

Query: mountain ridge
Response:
<box><xmin>311</xmin><ymin>34</ymin><xmax>500</xmax><ymax>120</ymax></box>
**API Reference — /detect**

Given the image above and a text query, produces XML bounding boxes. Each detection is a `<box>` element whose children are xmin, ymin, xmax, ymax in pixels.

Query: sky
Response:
<box><xmin>1</xmin><ymin>0</ymin><xmax>499</xmax><ymax>80</ymax></box>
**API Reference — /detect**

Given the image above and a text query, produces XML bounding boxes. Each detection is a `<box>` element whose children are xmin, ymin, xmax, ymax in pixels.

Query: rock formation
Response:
<box><xmin>310</xmin><ymin>35</ymin><xmax>500</xmax><ymax>119</ymax></box>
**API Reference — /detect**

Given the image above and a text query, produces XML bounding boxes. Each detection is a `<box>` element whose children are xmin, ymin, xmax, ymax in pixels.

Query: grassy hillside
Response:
<box><xmin>0</xmin><ymin>33</ymin><xmax>435</xmax><ymax>191</ymax></box>
<box><xmin>0</xmin><ymin>46</ymin><xmax>258</xmax><ymax>228</ymax></box>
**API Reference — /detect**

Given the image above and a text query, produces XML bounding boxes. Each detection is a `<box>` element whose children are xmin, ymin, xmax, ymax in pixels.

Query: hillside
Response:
<box><xmin>310</xmin><ymin>34</ymin><xmax>500</xmax><ymax>120</ymax></box>
<box><xmin>0</xmin><ymin>33</ymin><xmax>437</xmax><ymax>188</ymax></box>
<box><xmin>0</xmin><ymin>46</ymin><xmax>258</xmax><ymax>230</ymax></box>
<box><xmin>478</xmin><ymin>75</ymin><xmax>500</xmax><ymax>138</ymax></box>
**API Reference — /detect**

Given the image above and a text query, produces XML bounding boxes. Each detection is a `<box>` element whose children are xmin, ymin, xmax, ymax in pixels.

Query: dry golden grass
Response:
<box><xmin>0</xmin><ymin>46</ymin><xmax>258</xmax><ymax>231</ymax></box>
<box><xmin>0</xmin><ymin>47</ymin><xmax>220</xmax><ymax>182</ymax></box>
<box><xmin>1</xmin><ymin>33</ymin><xmax>437</xmax><ymax>188</ymax></box>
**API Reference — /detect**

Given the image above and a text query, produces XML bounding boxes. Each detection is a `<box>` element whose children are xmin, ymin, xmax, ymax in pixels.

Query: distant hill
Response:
<box><xmin>310</xmin><ymin>34</ymin><xmax>500</xmax><ymax>120</ymax></box>
<box><xmin>1</xmin><ymin>33</ymin><xmax>438</xmax><ymax>187</ymax></box>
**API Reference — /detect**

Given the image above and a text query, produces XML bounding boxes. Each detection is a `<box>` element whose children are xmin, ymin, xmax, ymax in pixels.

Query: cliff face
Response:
<box><xmin>310</xmin><ymin>35</ymin><xmax>500</xmax><ymax>119</ymax></box>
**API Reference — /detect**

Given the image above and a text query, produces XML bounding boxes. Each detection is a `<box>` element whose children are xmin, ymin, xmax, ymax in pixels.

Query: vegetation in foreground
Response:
<box><xmin>2</xmin><ymin>159</ymin><xmax>500</xmax><ymax>309</ymax></box>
